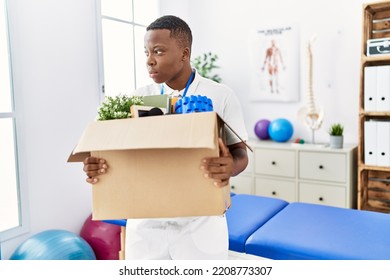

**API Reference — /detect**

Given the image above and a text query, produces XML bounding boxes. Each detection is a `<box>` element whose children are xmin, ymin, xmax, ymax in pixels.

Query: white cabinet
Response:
<box><xmin>255</xmin><ymin>149</ymin><xmax>295</xmax><ymax>178</ymax></box>
<box><xmin>299</xmin><ymin>152</ymin><xmax>346</xmax><ymax>183</ymax></box>
<box><xmin>230</xmin><ymin>146</ymin><xmax>254</xmax><ymax>194</ymax></box>
<box><xmin>255</xmin><ymin>177</ymin><xmax>296</xmax><ymax>201</ymax></box>
<box><xmin>232</xmin><ymin>140</ymin><xmax>357</xmax><ymax>209</ymax></box>
<box><xmin>230</xmin><ymin>175</ymin><xmax>253</xmax><ymax>194</ymax></box>
<box><xmin>298</xmin><ymin>182</ymin><xmax>346</xmax><ymax>208</ymax></box>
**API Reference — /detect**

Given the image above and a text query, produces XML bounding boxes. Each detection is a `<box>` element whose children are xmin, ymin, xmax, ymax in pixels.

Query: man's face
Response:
<box><xmin>144</xmin><ymin>29</ymin><xmax>185</xmax><ymax>84</ymax></box>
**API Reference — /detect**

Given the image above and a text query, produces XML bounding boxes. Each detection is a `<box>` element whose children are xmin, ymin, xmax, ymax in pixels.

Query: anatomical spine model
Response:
<box><xmin>298</xmin><ymin>35</ymin><xmax>324</xmax><ymax>143</ymax></box>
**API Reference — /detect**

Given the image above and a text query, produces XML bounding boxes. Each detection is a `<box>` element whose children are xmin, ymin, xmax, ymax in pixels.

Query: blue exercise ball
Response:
<box><xmin>268</xmin><ymin>118</ymin><xmax>294</xmax><ymax>142</ymax></box>
<box><xmin>10</xmin><ymin>229</ymin><xmax>96</xmax><ymax>260</ymax></box>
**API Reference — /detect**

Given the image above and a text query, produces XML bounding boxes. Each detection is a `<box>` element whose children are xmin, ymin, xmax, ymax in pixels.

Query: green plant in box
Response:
<box><xmin>97</xmin><ymin>94</ymin><xmax>144</xmax><ymax>121</ymax></box>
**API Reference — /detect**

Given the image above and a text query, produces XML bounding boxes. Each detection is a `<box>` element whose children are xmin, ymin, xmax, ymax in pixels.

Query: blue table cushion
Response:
<box><xmin>103</xmin><ymin>219</ymin><xmax>127</xmax><ymax>227</ymax></box>
<box><xmin>226</xmin><ymin>194</ymin><xmax>288</xmax><ymax>253</ymax></box>
<box><xmin>246</xmin><ymin>202</ymin><xmax>390</xmax><ymax>260</ymax></box>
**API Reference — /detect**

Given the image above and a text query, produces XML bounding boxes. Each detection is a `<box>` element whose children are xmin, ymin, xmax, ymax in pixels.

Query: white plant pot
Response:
<box><xmin>330</xmin><ymin>135</ymin><xmax>343</xmax><ymax>149</ymax></box>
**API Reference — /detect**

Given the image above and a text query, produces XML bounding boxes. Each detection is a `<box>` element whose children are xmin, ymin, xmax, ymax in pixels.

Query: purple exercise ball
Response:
<box><xmin>254</xmin><ymin>119</ymin><xmax>271</xmax><ymax>140</ymax></box>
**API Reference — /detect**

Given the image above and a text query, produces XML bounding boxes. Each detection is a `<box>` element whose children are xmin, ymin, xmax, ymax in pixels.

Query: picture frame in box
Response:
<box><xmin>130</xmin><ymin>105</ymin><xmax>167</xmax><ymax>118</ymax></box>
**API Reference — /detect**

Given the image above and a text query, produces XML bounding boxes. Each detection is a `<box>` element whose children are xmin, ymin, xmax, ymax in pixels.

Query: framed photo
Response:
<box><xmin>130</xmin><ymin>105</ymin><xmax>167</xmax><ymax>118</ymax></box>
<box><xmin>249</xmin><ymin>24</ymin><xmax>300</xmax><ymax>102</ymax></box>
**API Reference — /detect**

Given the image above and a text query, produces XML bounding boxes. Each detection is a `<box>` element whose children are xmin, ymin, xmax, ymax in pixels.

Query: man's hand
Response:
<box><xmin>200</xmin><ymin>138</ymin><xmax>234</xmax><ymax>188</ymax></box>
<box><xmin>83</xmin><ymin>156</ymin><xmax>108</xmax><ymax>184</ymax></box>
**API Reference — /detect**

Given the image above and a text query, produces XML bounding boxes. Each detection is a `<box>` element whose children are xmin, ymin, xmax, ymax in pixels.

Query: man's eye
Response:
<box><xmin>155</xmin><ymin>50</ymin><xmax>163</xmax><ymax>55</ymax></box>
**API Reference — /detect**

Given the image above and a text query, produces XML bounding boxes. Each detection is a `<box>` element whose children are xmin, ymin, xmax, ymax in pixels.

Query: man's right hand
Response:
<box><xmin>83</xmin><ymin>156</ymin><xmax>108</xmax><ymax>184</ymax></box>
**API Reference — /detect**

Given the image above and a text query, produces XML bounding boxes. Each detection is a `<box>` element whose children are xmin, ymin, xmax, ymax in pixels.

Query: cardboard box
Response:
<box><xmin>68</xmin><ymin>112</ymin><xmax>238</xmax><ymax>220</ymax></box>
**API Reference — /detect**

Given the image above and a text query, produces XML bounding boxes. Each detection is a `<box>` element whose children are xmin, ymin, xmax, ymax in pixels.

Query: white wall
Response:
<box><xmin>1</xmin><ymin>0</ymin><xmax>367</xmax><ymax>259</ymax></box>
<box><xmin>161</xmin><ymin>0</ymin><xmax>366</xmax><ymax>144</ymax></box>
<box><xmin>2</xmin><ymin>0</ymin><xmax>100</xmax><ymax>259</ymax></box>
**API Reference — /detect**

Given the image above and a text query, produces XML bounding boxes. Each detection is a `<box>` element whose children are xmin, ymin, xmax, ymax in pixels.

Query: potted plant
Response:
<box><xmin>192</xmin><ymin>52</ymin><xmax>222</xmax><ymax>83</ymax></box>
<box><xmin>328</xmin><ymin>123</ymin><xmax>344</xmax><ymax>148</ymax></box>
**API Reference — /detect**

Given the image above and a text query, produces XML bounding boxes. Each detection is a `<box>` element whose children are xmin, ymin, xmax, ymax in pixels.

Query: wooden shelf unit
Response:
<box><xmin>358</xmin><ymin>1</ymin><xmax>390</xmax><ymax>213</ymax></box>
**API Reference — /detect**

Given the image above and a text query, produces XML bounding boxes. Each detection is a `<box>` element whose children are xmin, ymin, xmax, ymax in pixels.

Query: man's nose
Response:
<box><xmin>147</xmin><ymin>55</ymin><xmax>156</xmax><ymax>66</ymax></box>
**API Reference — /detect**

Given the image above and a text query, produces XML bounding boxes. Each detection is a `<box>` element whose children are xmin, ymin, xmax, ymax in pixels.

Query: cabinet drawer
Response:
<box><xmin>255</xmin><ymin>148</ymin><xmax>295</xmax><ymax>178</ymax></box>
<box><xmin>299</xmin><ymin>182</ymin><xmax>346</xmax><ymax>208</ymax></box>
<box><xmin>230</xmin><ymin>175</ymin><xmax>253</xmax><ymax>195</ymax></box>
<box><xmin>299</xmin><ymin>152</ymin><xmax>346</xmax><ymax>183</ymax></box>
<box><xmin>255</xmin><ymin>177</ymin><xmax>296</xmax><ymax>202</ymax></box>
<box><xmin>242</xmin><ymin>148</ymin><xmax>255</xmax><ymax>174</ymax></box>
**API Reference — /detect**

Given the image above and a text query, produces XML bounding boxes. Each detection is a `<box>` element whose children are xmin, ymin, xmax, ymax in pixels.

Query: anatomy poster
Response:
<box><xmin>249</xmin><ymin>24</ymin><xmax>299</xmax><ymax>102</ymax></box>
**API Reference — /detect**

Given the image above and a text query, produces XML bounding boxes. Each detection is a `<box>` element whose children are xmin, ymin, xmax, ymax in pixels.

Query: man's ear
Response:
<box><xmin>182</xmin><ymin>47</ymin><xmax>190</xmax><ymax>61</ymax></box>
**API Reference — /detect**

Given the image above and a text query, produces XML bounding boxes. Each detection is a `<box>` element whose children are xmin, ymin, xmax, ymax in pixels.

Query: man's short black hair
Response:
<box><xmin>147</xmin><ymin>15</ymin><xmax>192</xmax><ymax>50</ymax></box>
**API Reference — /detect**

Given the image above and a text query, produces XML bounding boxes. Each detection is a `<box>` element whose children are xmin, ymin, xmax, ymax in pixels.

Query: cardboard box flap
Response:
<box><xmin>71</xmin><ymin>112</ymin><xmax>218</xmax><ymax>157</ymax></box>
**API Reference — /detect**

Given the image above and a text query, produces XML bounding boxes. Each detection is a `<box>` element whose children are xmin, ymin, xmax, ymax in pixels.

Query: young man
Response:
<box><xmin>83</xmin><ymin>15</ymin><xmax>248</xmax><ymax>260</ymax></box>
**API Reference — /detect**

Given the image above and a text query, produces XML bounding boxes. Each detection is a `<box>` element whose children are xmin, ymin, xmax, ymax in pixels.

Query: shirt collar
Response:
<box><xmin>161</xmin><ymin>69</ymin><xmax>200</xmax><ymax>97</ymax></box>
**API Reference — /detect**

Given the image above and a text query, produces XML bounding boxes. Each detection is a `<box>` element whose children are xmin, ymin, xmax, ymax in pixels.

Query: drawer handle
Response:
<box><xmin>272</xmin><ymin>191</ymin><xmax>277</xmax><ymax>195</ymax></box>
<box><xmin>318</xmin><ymin>165</ymin><xmax>324</xmax><ymax>169</ymax></box>
<box><xmin>318</xmin><ymin>197</ymin><xmax>324</xmax><ymax>201</ymax></box>
<box><xmin>271</xmin><ymin>161</ymin><xmax>276</xmax><ymax>165</ymax></box>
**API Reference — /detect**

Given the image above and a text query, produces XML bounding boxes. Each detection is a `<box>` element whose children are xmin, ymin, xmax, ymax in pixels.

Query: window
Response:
<box><xmin>0</xmin><ymin>0</ymin><xmax>28</xmax><ymax>241</ymax></box>
<box><xmin>97</xmin><ymin>0</ymin><xmax>159</xmax><ymax>98</ymax></box>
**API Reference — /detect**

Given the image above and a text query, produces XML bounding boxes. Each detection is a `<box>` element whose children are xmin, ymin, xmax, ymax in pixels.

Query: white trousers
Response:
<box><xmin>124</xmin><ymin>215</ymin><xmax>228</xmax><ymax>260</ymax></box>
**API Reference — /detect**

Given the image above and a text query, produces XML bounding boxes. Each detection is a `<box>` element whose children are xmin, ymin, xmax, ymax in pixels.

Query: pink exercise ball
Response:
<box><xmin>80</xmin><ymin>214</ymin><xmax>122</xmax><ymax>260</ymax></box>
<box><xmin>254</xmin><ymin>119</ymin><xmax>271</xmax><ymax>140</ymax></box>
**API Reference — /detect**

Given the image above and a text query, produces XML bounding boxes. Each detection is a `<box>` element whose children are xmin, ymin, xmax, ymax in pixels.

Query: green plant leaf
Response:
<box><xmin>97</xmin><ymin>94</ymin><xmax>144</xmax><ymax>121</ymax></box>
<box><xmin>191</xmin><ymin>52</ymin><xmax>222</xmax><ymax>83</ymax></box>
<box><xmin>328</xmin><ymin>123</ymin><xmax>344</xmax><ymax>136</ymax></box>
